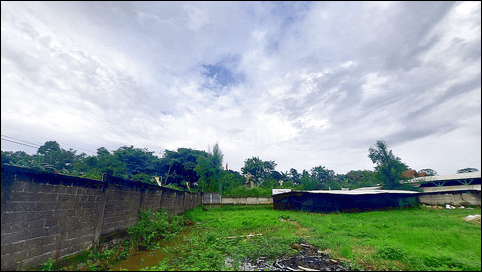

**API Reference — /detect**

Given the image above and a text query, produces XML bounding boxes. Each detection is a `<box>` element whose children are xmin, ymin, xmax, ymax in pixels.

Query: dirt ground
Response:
<box><xmin>240</xmin><ymin>243</ymin><xmax>355</xmax><ymax>271</ymax></box>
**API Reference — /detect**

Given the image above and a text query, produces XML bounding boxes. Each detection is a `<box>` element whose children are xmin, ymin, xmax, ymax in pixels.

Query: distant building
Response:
<box><xmin>402</xmin><ymin>170</ymin><xmax>426</xmax><ymax>179</ymax></box>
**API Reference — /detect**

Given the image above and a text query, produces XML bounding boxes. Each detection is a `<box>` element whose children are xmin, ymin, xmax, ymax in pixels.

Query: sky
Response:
<box><xmin>1</xmin><ymin>1</ymin><xmax>481</xmax><ymax>176</ymax></box>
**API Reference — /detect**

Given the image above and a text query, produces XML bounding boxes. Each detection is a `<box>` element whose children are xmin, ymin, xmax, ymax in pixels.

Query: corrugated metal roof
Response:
<box><xmin>403</xmin><ymin>172</ymin><xmax>481</xmax><ymax>183</ymax></box>
<box><xmin>302</xmin><ymin>189</ymin><xmax>420</xmax><ymax>195</ymax></box>
<box><xmin>351</xmin><ymin>186</ymin><xmax>382</xmax><ymax>191</ymax></box>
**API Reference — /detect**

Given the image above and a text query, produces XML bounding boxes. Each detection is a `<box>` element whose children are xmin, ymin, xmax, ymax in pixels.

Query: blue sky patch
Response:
<box><xmin>203</xmin><ymin>64</ymin><xmax>236</xmax><ymax>86</ymax></box>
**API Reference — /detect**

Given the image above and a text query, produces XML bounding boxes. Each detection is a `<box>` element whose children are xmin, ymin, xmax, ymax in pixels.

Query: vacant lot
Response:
<box><xmin>111</xmin><ymin>204</ymin><xmax>481</xmax><ymax>271</ymax></box>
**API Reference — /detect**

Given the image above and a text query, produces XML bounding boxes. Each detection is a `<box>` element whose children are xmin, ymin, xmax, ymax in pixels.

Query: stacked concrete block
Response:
<box><xmin>1</xmin><ymin>165</ymin><xmax>201</xmax><ymax>271</ymax></box>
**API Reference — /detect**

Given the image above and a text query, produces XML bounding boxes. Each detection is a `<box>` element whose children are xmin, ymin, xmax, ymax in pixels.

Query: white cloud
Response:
<box><xmin>1</xmin><ymin>2</ymin><xmax>480</xmax><ymax>176</ymax></box>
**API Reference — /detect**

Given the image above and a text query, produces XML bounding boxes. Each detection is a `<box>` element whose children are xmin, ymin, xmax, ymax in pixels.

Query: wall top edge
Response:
<box><xmin>1</xmin><ymin>164</ymin><xmax>199</xmax><ymax>194</ymax></box>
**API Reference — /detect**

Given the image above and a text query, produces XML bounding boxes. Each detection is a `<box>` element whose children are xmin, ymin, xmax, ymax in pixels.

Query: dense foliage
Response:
<box><xmin>368</xmin><ymin>140</ymin><xmax>410</xmax><ymax>190</ymax></box>
<box><xmin>457</xmin><ymin>167</ymin><xmax>480</xmax><ymax>174</ymax></box>
<box><xmin>3</xmin><ymin>138</ymin><xmax>456</xmax><ymax>194</ymax></box>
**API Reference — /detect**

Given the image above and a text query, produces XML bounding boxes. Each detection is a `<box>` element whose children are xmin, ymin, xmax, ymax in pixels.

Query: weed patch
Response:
<box><xmin>34</xmin><ymin>208</ymin><xmax>187</xmax><ymax>271</ymax></box>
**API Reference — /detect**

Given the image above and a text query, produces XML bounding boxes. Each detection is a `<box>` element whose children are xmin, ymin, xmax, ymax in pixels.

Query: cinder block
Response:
<box><xmin>1</xmin><ymin>212</ymin><xmax>25</xmax><ymax>224</ymax></box>
<box><xmin>8</xmin><ymin>191</ymin><xmax>28</xmax><ymax>202</ymax></box>
<box><xmin>24</xmin><ymin>228</ymin><xmax>50</xmax><ymax>240</ymax></box>
<box><xmin>1</xmin><ymin>232</ymin><xmax>25</xmax><ymax>245</ymax></box>
<box><xmin>56</xmin><ymin>194</ymin><xmax>69</xmax><ymax>202</ymax></box>
<box><xmin>38</xmin><ymin>184</ymin><xmax>55</xmax><ymax>194</ymax></box>
<box><xmin>24</xmin><ymin>236</ymin><xmax>56</xmax><ymax>250</ymax></box>
<box><xmin>246</xmin><ymin>197</ymin><xmax>258</xmax><ymax>205</ymax></box>
<box><xmin>9</xmin><ymin>181</ymin><xmax>26</xmax><ymax>192</ymax></box>
<box><xmin>221</xmin><ymin>197</ymin><xmax>234</xmax><ymax>204</ymax></box>
<box><xmin>28</xmin><ymin>219</ymin><xmax>46</xmax><ymax>230</ymax></box>
<box><xmin>23</xmin><ymin>182</ymin><xmax>40</xmax><ymax>193</ymax></box>
<box><xmin>1</xmin><ymin>249</ymin><xmax>30</xmax><ymax>270</ymax></box>
<box><xmin>2</xmin><ymin>201</ymin><xmax>26</xmax><ymax>212</ymax></box>
<box><xmin>1</xmin><ymin>241</ymin><xmax>25</xmax><ymax>255</ymax></box>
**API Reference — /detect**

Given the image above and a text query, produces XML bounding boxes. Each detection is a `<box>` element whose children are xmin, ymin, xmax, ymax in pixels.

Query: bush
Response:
<box><xmin>127</xmin><ymin>208</ymin><xmax>185</xmax><ymax>249</ymax></box>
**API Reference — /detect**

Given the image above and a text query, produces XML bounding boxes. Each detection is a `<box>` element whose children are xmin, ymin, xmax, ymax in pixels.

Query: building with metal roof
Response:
<box><xmin>401</xmin><ymin>172</ymin><xmax>481</xmax><ymax>206</ymax></box>
<box><xmin>272</xmin><ymin>189</ymin><xmax>421</xmax><ymax>213</ymax></box>
<box><xmin>402</xmin><ymin>171</ymin><xmax>481</xmax><ymax>185</ymax></box>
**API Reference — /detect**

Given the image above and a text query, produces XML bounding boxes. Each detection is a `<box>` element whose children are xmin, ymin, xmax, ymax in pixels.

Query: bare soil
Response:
<box><xmin>240</xmin><ymin>243</ymin><xmax>357</xmax><ymax>271</ymax></box>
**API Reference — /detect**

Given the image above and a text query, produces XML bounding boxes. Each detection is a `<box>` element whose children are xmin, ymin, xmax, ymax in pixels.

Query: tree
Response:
<box><xmin>300</xmin><ymin>169</ymin><xmax>318</xmax><ymax>190</ymax></box>
<box><xmin>161</xmin><ymin>147</ymin><xmax>210</xmax><ymax>190</ymax></box>
<box><xmin>194</xmin><ymin>153</ymin><xmax>217</xmax><ymax>192</ymax></box>
<box><xmin>368</xmin><ymin>140</ymin><xmax>409</xmax><ymax>189</ymax></box>
<box><xmin>211</xmin><ymin>142</ymin><xmax>224</xmax><ymax>171</ymax></box>
<box><xmin>37</xmin><ymin>141</ymin><xmax>61</xmax><ymax>156</ymax></box>
<box><xmin>1</xmin><ymin>151</ymin><xmax>31</xmax><ymax>166</ymax></box>
<box><xmin>343</xmin><ymin>170</ymin><xmax>378</xmax><ymax>188</ymax></box>
<box><xmin>113</xmin><ymin>145</ymin><xmax>159</xmax><ymax>183</ymax></box>
<box><xmin>193</xmin><ymin>142</ymin><xmax>226</xmax><ymax>193</ymax></box>
<box><xmin>310</xmin><ymin>166</ymin><xmax>335</xmax><ymax>183</ymax></box>
<box><xmin>418</xmin><ymin>168</ymin><xmax>438</xmax><ymax>176</ymax></box>
<box><xmin>241</xmin><ymin>156</ymin><xmax>277</xmax><ymax>185</ymax></box>
<box><xmin>288</xmin><ymin>168</ymin><xmax>301</xmax><ymax>184</ymax></box>
<box><xmin>456</xmin><ymin>168</ymin><xmax>479</xmax><ymax>174</ymax></box>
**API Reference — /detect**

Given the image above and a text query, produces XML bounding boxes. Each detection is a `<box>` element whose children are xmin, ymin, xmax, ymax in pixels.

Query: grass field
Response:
<box><xmin>128</xmin><ymin>204</ymin><xmax>481</xmax><ymax>271</ymax></box>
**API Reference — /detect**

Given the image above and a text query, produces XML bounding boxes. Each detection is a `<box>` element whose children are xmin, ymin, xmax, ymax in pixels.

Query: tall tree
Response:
<box><xmin>160</xmin><ymin>147</ymin><xmax>209</xmax><ymax>190</ymax></box>
<box><xmin>288</xmin><ymin>168</ymin><xmax>301</xmax><ymax>184</ymax></box>
<box><xmin>241</xmin><ymin>156</ymin><xmax>277</xmax><ymax>185</ymax></box>
<box><xmin>194</xmin><ymin>142</ymin><xmax>225</xmax><ymax>193</ymax></box>
<box><xmin>37</xmin><ymin>141</ymin><xmax>61</xmax><ymax>156</ymax></box>
<box><xmin>300</xmin><ymin>169</ymin><xmax>318</xmax><ymax>190</ymax></box>
<box><xmin>113</xmin><ymin>145</ymin><xmax>159</xmax><ymax>182</ymax></box>
<box><xmin>368</xmin><ymin>140</ymin><xmax>409</xmax><ymax>189</ymax></box>
<box><xmin>211</xmin><ymin>142</ymin><xmax>224</xmax><ymax>171</ymax></box>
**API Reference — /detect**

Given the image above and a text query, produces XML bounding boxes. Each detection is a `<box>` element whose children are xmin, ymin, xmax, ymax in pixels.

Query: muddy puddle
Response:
<box><xmin>110</xmin><ymin>225</ymin><xmax>195</xmax><ymax>271</ymax></box>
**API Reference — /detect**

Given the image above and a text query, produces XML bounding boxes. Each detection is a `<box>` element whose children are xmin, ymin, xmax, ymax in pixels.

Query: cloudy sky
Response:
<box><xmin>1</xmin><ymin>1</ymin><xmax>480</xmax><ymax>176</ymax></box>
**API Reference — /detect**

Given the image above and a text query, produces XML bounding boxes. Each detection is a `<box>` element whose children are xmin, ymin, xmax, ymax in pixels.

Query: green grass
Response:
<box><xmin>289</xmin><ymin>206</ymin><xmax>481</xmax><ymax>271</ymax></box>
<box><xmin>138</xmin><ymin>205</ymin><xmax>481</xmax><ymax>271</ymax></box>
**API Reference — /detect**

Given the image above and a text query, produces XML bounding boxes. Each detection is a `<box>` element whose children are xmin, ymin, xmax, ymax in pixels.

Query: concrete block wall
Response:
<box><xmin>418</xmin><ymin>191</ymin><xmax>481</xmax><ymax>206</ymax></box>
<box><xmin>1</xmin><ymin>165</ymin><xmax>201</xmax><ymax>271</ymax></box>
<box><xmin>202</xmin><ymin>193</ymin><xmax>273</xmax><ymax>205</ymax></box>
<box><xmin>160</xmin><ymin>190</ymin><xmax>177</xmax><ymax>214</ymax></box>
<box><xmin>101</xmin><ymin>177</ymin><xmax>143</xmax><ymax>235</ymax></box>
<box><xmin>221</xmin><ymin>197</ymin><xmax>273</xmax><ymax>205</ymax></box>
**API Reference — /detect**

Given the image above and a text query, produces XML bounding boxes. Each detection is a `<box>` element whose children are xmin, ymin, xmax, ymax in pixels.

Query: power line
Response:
<box><xmin>1</xmin><ymin>135</ymin><xmax>42</xmax><ymax>148</ymax></box>
<box><xmin>1</xmin><ymin>125</ymin><xmax>96</xmax><ymax>154</ymax></box>
<box><xmin>1</xmin><ymin>138</ymin><xmax>39</xmax><ymax>149</ymax></box>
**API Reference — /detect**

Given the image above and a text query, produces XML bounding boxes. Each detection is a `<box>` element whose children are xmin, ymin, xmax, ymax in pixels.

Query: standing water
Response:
<box><xmin>110</xmin><ymin>225</ymin><xmax>195</xmax><ymax>271</ymax></box>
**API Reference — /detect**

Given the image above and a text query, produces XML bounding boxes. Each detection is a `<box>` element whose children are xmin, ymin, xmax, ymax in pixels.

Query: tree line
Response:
<box><xmin>1</xmin><ymin>140</ymin><xmax>478</xmax><ymax>194</ymax></box>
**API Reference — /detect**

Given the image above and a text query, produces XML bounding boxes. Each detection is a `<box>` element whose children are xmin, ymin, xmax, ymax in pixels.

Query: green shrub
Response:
<box><xmin>39</xmin><ymin>258</ymin><xmax>55</xmax><ymax>271</ymax></box>
<box><xmin>127</xmin><ymin>208</ymin><xmax>185</xmax><ymax>249</ymax></box>
<box><xmin>375</xmin><ymin>245</ymin><xmax>407</xmax><ymax>260</ymax></box>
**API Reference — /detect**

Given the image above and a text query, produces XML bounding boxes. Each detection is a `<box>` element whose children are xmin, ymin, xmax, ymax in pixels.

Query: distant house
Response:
<box><xmin>402</xmin><ymin>170</ymin><xmax>417</xmax><ymax>179</ymax></box>
<box><xmin>402</xmin><ymin>170</ymin><xmax>426</xmax><ymax>179</ymax></box>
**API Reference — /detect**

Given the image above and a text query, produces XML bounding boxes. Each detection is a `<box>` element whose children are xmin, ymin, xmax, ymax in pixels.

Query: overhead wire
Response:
<box><xmin>1</xmin><ymin>137</ymin><xmax>40</xmax><ymax>149</ymax></box>
<box><xmin>1</xmin><ymin>134</ymin><xmax>42</xmax><ymax>147</ymax></box>
<box><xmin>1</xmin><ymin>125</ymin><xmax>96</xmax><ymax>154</ymax></box>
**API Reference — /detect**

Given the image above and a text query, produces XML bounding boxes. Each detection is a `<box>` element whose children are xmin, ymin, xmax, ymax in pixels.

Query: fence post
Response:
<box><xmin>93</xmin><ymin>174</ymin><xmax>110</xmax><ymax>250</ymax></box>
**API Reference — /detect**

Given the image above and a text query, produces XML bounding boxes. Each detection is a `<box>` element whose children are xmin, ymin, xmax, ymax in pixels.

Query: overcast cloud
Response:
<box><xmin>1</xmin><ymin>1</ymin><xmax>480</xmax><ymax>175</ymax></box>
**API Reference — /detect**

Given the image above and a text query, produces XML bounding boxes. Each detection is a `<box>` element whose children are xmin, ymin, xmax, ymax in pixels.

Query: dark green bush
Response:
<box><xmin>127</xmin><ymin>208</ymin><xmax>185</xmax><ymax>249</ymax></box>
